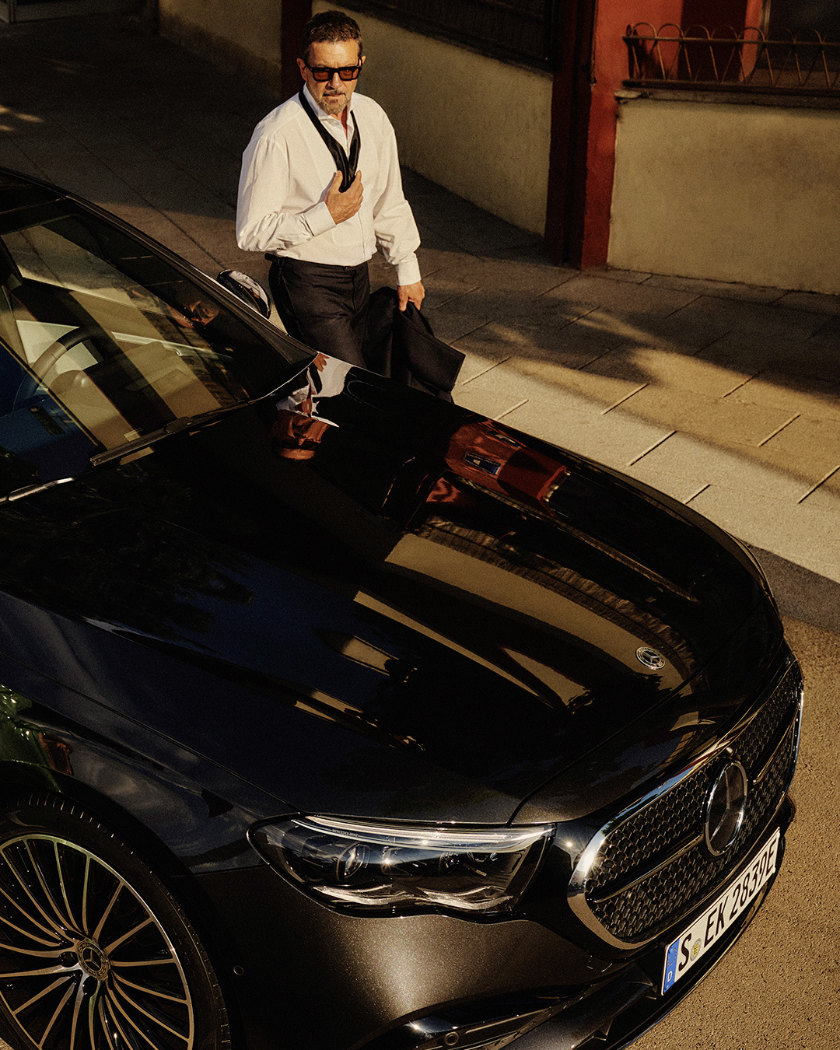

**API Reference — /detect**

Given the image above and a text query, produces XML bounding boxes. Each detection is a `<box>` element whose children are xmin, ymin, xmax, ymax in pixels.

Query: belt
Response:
<box><xmin>267</xmin><ymin>256</ymin><xmax>368</xmax><ymax>277</ymax></box>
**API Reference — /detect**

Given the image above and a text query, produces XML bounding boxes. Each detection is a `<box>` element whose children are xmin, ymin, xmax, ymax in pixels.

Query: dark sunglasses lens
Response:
<box><xmin>309</xmin><ymin>65</ymin><xmax>359</xmax><ymax>81</ymax></box>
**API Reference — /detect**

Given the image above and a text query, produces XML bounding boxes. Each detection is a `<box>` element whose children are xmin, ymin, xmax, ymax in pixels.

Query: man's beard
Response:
<box><xmin>318</xmin><ymin>90</ymin><xmax>347</xmax><ymax>116</ymax></box>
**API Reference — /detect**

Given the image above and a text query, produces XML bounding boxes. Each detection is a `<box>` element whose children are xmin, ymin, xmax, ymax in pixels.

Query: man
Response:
<box><xmin>236</xmin><ymin>10</ymin><xmax>425</xmax><ymax>367</ymax></box>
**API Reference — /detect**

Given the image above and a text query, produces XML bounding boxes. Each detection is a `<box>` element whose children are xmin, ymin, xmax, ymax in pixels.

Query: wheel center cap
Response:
<box><xmin>76</xmin><ymin>938</ymin><xmax>110</xmax><ymax>980</ymax></box>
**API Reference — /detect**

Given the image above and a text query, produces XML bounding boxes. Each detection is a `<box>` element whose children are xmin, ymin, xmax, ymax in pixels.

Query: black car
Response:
<box><xmin>0</xmin><ymin>167</ymin><xmax>802</xmax><ymax>1050</ymax></box>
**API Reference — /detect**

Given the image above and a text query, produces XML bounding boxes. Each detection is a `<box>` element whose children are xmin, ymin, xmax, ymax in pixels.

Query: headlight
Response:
<box><xmin>250</xmin><ymin>816</ymin><xmax>554</xmax><ymax>915</ymax></box>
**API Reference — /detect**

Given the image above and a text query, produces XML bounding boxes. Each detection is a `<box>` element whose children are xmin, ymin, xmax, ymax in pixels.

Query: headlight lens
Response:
<box><xmin>250</xmin><ymin>816</ymin><xmax>553</xmax><ymax>915</ymax></box>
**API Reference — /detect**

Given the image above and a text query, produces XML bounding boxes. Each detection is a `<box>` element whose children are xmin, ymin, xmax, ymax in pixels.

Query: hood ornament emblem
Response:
<box><xmin>635</xmin><ymin>646</ymin><xmax>665</xmax><ymax>671</ymax></box>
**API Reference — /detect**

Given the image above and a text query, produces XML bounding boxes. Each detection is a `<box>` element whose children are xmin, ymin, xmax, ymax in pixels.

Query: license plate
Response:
<box><xmin>662</xmin><ymin>828</ymin><xmax>780</xmax><ymax>994</ymax></box>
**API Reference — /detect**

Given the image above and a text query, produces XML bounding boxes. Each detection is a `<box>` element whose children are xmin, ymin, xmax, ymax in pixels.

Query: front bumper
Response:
<box><xmin>200</xmin><ymin>657</ymin><xmax>801</xmax><ymax>1050</ymax></box>
<box><xmin>200</xmin><ymin>797</ymin><xmax>792</xmax><ymax>1050</ymax></box>
<box><xmin>365</xmin><ymin>797</ymin><xmax>793</xmax><ymax>1050</ymax></box>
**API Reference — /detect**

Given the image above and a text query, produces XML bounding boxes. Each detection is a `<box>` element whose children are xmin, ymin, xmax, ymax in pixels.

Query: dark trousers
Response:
<box><xmin>269</xmin><ymin>257</ymin><xmax>370</xmax><ymax>367</ymax></box>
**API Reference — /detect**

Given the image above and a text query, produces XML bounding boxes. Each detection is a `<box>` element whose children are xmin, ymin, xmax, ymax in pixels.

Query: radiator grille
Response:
<box><xmin>575</xmin><ymin>662</ymin><xmax>802</xmax><ymax>945</ymax></box>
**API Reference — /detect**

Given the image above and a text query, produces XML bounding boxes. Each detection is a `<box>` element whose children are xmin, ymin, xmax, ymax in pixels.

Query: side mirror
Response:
<box><xmin>217</xmin><ymin>269</ymin><xmax>272</xmax><ymax>319</ymax></box>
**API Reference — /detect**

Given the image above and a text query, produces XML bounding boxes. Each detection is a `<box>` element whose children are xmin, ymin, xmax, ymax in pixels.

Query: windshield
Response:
<box><xmin>0</xmin><ymin>203</ymin><xmax>308</xmax><ymax>494</ymax></box>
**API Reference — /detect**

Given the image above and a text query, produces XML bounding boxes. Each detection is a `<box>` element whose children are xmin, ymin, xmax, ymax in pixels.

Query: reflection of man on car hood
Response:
<box><xmin>271</xmin><ymin>353</ymin><xmax>350</xmax><ymax>460</ymax></box>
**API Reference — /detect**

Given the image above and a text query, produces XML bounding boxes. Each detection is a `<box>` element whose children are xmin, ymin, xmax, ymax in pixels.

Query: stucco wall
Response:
<box><xmin>158</xmin><ymin>0</ymin><xmax>283</xmax><ymax>90</ymax></box>
<box><xmin>609</xmin><ymin>97</ymin><xmax>840</xmax><ymax>294</ymax></box>
<box><xmin>315</xmin><ymin>2</ymin><xmax>552</xmax><ymax>235</ymax></box>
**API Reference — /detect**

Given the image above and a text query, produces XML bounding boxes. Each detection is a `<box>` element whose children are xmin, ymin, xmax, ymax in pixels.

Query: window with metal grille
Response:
<box><xmin>624</xmin><ymin>23</ymin><xmax>840</xmax><ymax>93</ymax></box>
<box><xmin>335</xmin><ymin>0</ymin><xmax>563</xmax><ymax>70</ymax></box>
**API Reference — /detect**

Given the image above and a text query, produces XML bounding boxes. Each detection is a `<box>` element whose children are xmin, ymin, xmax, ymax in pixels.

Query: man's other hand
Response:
<box><xmin>398</xmin><ymin>281</ymin><xmax>425</xmax><ymax>311</ymax></box>
<box><xmin>326</xmin><ymin>171</ymin><xmax>363</xmax><ymax>223</ymax></box>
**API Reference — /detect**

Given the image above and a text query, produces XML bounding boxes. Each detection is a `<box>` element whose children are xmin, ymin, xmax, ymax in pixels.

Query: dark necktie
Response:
<box><xmin>298</xmin><ymin>89</ymin><xmax>361</xmax><ymax>192</ymax></box>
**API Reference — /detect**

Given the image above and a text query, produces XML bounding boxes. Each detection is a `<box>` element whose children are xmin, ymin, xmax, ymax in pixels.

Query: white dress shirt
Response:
<box><xmin>236</xmin><ymin>85</ymin><xmax>421</xmax><ymax>286</ymax></box>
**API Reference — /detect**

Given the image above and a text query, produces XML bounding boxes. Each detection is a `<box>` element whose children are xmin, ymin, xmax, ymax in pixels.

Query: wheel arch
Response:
<box><xmin>0</xmin><ymin>754</ymin><xmax>252</xmax><ymax>1046</ymax></box>
<box><xmin>0</xmin><ymin>786</ymin><xmax>235</xmax><ymax>1050</ymax></box>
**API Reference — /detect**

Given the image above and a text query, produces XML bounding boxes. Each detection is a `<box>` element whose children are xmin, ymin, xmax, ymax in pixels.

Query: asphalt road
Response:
<box><xmin>635</xmin><ymin>613</ymin><xmax>839</xmax><ymax>1050</ymax></box>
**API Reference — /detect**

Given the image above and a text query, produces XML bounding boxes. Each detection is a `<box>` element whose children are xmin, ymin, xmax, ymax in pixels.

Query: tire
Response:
<box><xmin>0</xmin><ymin>794</ymin><xmax>230</xmax><ymax>1050</ymax></box>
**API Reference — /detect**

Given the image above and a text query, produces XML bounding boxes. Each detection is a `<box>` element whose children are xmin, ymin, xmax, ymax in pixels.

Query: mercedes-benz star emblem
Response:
<box><xmin>704</xmin><ymin>761</ymin><xmax>748</xmax><ymax>856</ymax></box>
<box><xmin>77</xmin><ymin>938</ymin><xmax>110</xmax><ymax>980</ymax></box>
<box><xmin>635</xmin><ymin>646</ymin><xmax>665</xmax><ymax>671</ymax></box>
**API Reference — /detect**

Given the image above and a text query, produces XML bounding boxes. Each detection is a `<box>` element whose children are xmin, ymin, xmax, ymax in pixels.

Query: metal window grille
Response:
<box><xmin>336</xmin><ymin>0</ymin><xmax>563</xmax><ymax>70</ymax></box>
<box><xmin>624</xmin><ymin>23</ymin><xmax>840</xmax><ymax>95</ymax></box>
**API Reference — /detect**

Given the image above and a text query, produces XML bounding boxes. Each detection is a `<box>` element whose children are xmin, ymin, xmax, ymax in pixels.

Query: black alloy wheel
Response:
<box><xmin>0</xmin><ymin>795</ymin><xmax>230</xmax><ymax>1050</ymax></box>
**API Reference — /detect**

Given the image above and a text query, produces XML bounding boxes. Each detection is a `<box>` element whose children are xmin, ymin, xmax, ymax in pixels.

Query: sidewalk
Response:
<box><xmin>1</xmin><ymin>13</ymin><xmax>839</xmax><ymax>625</ymax></box>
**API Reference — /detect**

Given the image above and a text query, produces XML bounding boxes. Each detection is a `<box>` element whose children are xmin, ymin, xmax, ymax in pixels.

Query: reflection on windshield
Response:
<box><xmin>0</xmin><ymin>206</ymin><xmax>307</xmax><ymax>495</ymax></box>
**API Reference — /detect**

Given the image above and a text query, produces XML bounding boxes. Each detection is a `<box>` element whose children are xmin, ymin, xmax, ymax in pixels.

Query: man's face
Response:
<box><xmin>298</xmin><ymin>39</ymin><xmax>364</xmax><ymax>119</ymax></box>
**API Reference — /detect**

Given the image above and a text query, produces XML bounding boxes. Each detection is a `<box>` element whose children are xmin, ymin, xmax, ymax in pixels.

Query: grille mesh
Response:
<box><xmin>580</xmin><ymin>663</ymin><xmax>802</xmax><ymax>944</ymax></box>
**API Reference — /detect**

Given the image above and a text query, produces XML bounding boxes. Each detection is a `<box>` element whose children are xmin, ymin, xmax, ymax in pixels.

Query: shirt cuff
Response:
<box><xmin>395</xmin><ymin>254</ymin><xmax>422</xmax><ymax>287</ymax></box>
<box><xmin>304</xmin><ymin>201</ymin><xmax>336</xmax><ymax>239</ymax></box>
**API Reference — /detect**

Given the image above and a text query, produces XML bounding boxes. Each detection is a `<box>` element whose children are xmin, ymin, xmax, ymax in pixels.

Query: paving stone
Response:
<box><xmin>425</xmin><ymin>299</ymin><xmax>496</xmax><ymax>345</ymax></box>
<box><xmin>612</xmin><ymin>386</ymin><xmax>796</xmax><ymax>448</ymax></box>
<box><xmin>622</xmin><ymin>305</ymin><xmax>739</xmax><ymax>351</ymax></box>
<box><xmin>0</xmin><ymin>136</ymin><xmax>41</xmax><ymax>173</ymax></box>
<box><xmin>457</xmin><ymin>353</ymin><xmax>635</xmax><ymax>410</ymax></box>
<box><xmin>492</xmin><ymin>390</ymin><xmax>674</xmax><ymax>471</ymax></box>
<box><xmin>491</xmin><ymin>294</ymin><xmax>598</xmax><ymax>330</ymax></box>
<box><xmin>418</xmin><ymin>212</ymin><xmax>540</xmax><ymax>256</ymax></box>
<box><xmin>725</xmin><ymin>373</ymin><xmax>840</xmax><ymax>422</ymax></box>
<box><xmin>530</xmin><ymin>305</ymin><xmax>660</xmax><ymax>351</ymax></box>
<box><xmin>584</xmin><ymin>346</ymin><xmax>751</xmax><ymax>397</ymax></box>
<box><xmin>800</xmin><ymin>468</ymin><xmax>840</xmax><ymax>514</ymax></box>
<box><xmin>449</xmin><ymin>254</ymin><xmax>574</xmax><ymax>300</ymax></box>
<box><xmin>778</xmin><ymin>290</ymin><xmax>840</xmax><ymax>316</ymax></box>
<box><xmin>688</xmin><ymin>296</ymin><xmax>826</xmax><ymax>337</ymax></box>
<box><xmin>419</xmin><ymin>268</ymin><xmax>480</xmax><ymax>307</ymax></box>
<box><xmin>620</xmin><ymin>467</ymin><xmax>711</xmax><ymax>505</ymax></box>
<box><xmin>594</xmin><ymin>267</ymin><xmax>653</xmax><ymax>285</ymax></box>
<box><xmin>413</xmin><ymin>223</ymin><xmax>464</xmax><ymax>255</ymax></box>
<box><xmin>747</xmin><ymin>438</ymin><xmax>840</xmax><ymax>493</ymax></box>
<box><xmin>544</xmin><ymin>273</ymin><xmax>697</xmax><ymax>318</ymax></box>
<box><xmin>697</xmin><ymin>330</ymin><xmax>840</xmax><ymax>382</ymax></box>
<box><xmin>454</xmin><ymin>320</ymin><xmax>620</xmax><ymax>374</ymax></box>
<box><xmin>644</xmin><ymin>273</ymin><xmax>785</xmax><ymax>304</ymax></box>
<box><xmin>801</xmin><ymin>313</ymin><xmax>840</xmax><ymax>348</ymax></box>
<box><xmin>99</xmin><ymin>143</ymin><xmax>232</xmax><ymax>220</ymax></box>
<box><xmin>510</xmin><ymin>353</ymin><xmax>637</xmax><ymax>405</ymax></box>
<box><xmin>450</xmin><ymin>380</ymin><xmax>530</xmax><ymax>422</ymax></box>
<box><xmin>630</xmin><ymin>433</ymin><xmax>814</xmax><ymax>502</ymax></box>
<box><xmin>416</xmin><ymin>247</ymin><xmax>479</xmax><ymax>281</ymax></box>
<box><xmin>760</xmin><ymin>417</ymin><xmax>840</xmax><ymax>470</ymax></box>
<box><xmin>686</xmin><ymin>487</ymin><xmax>840</xmax><ymax>585</ymax></box>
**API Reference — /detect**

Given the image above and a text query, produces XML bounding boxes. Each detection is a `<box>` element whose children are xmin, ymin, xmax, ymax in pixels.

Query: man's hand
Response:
<box><xmin>325</xmin><ymin>171</ymin><xmax>363</xmax><ymax>223</ymax></box>
<box><xmin>398</xmin><ymin>281</ymin><xmax>425</xmax><ymax>311</ymax></box>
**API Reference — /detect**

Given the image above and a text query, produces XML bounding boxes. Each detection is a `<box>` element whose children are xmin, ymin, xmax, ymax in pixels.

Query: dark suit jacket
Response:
<box><xmin>363</xmin><ymin>287</ymin><xmax>464</xmax><ymax>401</ymax></box>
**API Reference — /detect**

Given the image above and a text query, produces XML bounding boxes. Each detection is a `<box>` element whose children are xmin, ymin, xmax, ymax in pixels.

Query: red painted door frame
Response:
<box><xmin>548</xmin><ymin>1</ymin><xmax>767</xmax><ymax>268</ymax></box>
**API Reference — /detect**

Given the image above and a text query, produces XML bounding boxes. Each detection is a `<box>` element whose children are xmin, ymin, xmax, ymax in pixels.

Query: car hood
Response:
<box><xmin>0</xmin><ymin>360</ymin><xmax>784</xmax><ymax>824</ymax></box>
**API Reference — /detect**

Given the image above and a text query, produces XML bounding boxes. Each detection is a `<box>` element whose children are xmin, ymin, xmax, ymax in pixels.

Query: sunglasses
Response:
<box><xmin>305</xmin><ymin>63</ymin><xmax>362</xmax><ymax>82</ymax></box>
